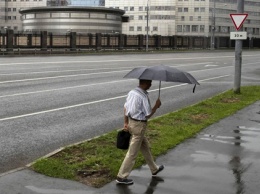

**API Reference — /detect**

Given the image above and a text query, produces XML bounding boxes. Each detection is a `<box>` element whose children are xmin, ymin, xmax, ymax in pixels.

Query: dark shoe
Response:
<box><xmin>152</xmin><ymin>165</ymin><xmax>164</xmax><ymax>176</ymax></box>
<box><xmin>116</xmin><ymin>177</ymin><xmax>134</xmax><ymax>185</ymax></box>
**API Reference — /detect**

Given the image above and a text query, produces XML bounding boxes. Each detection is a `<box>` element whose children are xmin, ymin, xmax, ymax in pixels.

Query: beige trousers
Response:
<box><xmin>117</xmin><ymin>119</ymin><xmax>158</xmax><ymax>178</ymax></box>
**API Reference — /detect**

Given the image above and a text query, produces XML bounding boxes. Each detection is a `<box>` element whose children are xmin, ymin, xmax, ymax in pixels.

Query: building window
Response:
<box><xmin>183</xmin><ymin>25</ymin><xmax>190</xmax><ymax>32</ymax></box>
<box><xmin>145</xmin><ymin>26</ymin><xmax>150</xmax><ymax>32</ymax></box>
<box><xmin>181</xmin><ymin>16</ymin><xmax>185</xmax><ymax>21</ymax></box>
<box><xmin>200</xmin><ymin>8</ymin><xmax>205</xmax><ymax>12</ymax></box>
<box><xmin>220</xmin><ymin>26</ymin><xmax>228</xmax><ymax>33</ymax></box>
<box><xmin>137</xmin><ymin>26</ymin><xmax>142</xmax><ymax>31</ymax></box>
<box><xmin>200</xmin><ymin>25</ymin><xmax>205</xmax><ymax>32</ymax></box>
<box><xmin>190</xmin><ymin>16</ymin><xmax>193</xmax><ymax>21</ymax></box>
<box><xmin>194</xmin><ymin>8</ymin><xmax>199</xmax><ymax>12</ymax></box>
<box><xmin>153</xmin><ymin>26</ymin><xmax>158</xmax><ymax>31</ymax></box>
<box><xmin>139</xmin><ymin>7</ymin><xmax>143</xmax><ymax>11</ymax></box>
<box><xmin>184</xmin><ymin>8</ymin><xmax>188</xmax><ymax>12</ymax></box>
<box><xmin>198</xmin><ymin>16</ymin><xmax>201</xmax><ymax>21</ymax></box>
<box><xmin>129</xmin><ymin>15</ymin><xmax>134</xmax><ymax>20</ymax></box>
<box><xmin>130</xmin><ymin>7</ymin><xmax>134</xmax><ymax>11</ymax></box>
<box><xmin>124</xmin><ymin>7</ymin><xmax>128</xmax><ymax>11</ymax></box>
<box><xmin>13</xmin><ymin>8</ymin><xmax>16</xmax><ymax>12</ymax></box>
<box><xmin>139</xmin><ymin>15</ymin><xmax>143</xmax><ymax>20</ymax></box>
<box><xmin>177</xmin><ymin>25</ymin><xmax>182</xmax><ymax>32</ymax></box>
<box><xmin>178</xmin><ymin>8</ymin><xmax>182</xmax><ymax>12</ymax></box>
<box><xmin>192</xmin><ymin>25</ymin><xmax>199</xmax><ymax>32</ymax></box>
<box><xmin>129</xmin><ymin>26</ymin><xmax>134</xmax><ymax>31</ymax></box>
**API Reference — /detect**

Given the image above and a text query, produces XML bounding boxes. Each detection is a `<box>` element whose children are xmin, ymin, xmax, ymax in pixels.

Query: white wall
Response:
<box><xmin>106</xmin><ymin>0</ymin><xmax>176</xmax><ymax>36</ymax></box>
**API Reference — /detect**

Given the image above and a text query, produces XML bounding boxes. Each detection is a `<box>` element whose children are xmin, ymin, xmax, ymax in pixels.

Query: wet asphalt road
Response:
<box><xmin>0</xmin><ymin>51</ymin><xmax>259</xmax><ymax>174</ymax></box>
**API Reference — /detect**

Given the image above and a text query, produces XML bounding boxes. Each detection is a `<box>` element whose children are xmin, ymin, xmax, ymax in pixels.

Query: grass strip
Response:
<box><xmin>31</xmin><ymin>85</ymin><xmax>260</xmax><ymax>187</ymax></box>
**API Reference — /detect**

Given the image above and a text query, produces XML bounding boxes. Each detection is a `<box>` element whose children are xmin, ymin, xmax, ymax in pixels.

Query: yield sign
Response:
<box><xmin>230</xmin><ymin>14</ymin><xmax>248</xmax><ymax>30</ymax></box>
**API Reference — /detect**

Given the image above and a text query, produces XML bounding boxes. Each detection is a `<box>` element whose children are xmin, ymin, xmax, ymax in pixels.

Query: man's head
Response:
<box><xmin>139</xmin><ymin>79</ymin><xmax>152</xmax><ymax>90</ymax></box>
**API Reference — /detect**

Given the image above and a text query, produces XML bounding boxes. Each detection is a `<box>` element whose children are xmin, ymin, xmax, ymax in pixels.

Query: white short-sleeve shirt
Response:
<box><xmin>124</xmin><ymin>87</ymin><xmax>152</xmax><ymax>120</ymax></box>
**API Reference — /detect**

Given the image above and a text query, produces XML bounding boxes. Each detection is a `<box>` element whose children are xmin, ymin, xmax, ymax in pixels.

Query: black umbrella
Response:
<box><xmin>124</xmin><ymin>65</ymin><xmax>200</xmax><ymax>96</ymax></box>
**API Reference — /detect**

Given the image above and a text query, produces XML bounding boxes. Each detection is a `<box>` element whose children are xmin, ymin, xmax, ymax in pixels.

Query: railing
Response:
<box><xmin>1</xmin><ymin>31</ymin><xmax>259</xmax><ymax>56</ymax></box>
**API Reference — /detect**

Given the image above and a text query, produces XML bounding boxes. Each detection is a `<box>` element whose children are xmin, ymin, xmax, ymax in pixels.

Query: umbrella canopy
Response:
<box><xmin>124</xmin><ymin>65</ymin><xmax>199</xmax><ymax>84</ymax></box>
<box><xmin>124</xmin><ymin>65</ymin><xmax>200</xmax><ymax>95</ymax></box>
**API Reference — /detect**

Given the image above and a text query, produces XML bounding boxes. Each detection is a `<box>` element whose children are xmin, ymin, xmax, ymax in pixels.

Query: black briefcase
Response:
<box><xmin>116</xmin><ymin>130</ymin><xmax>131</xmax><ymax>150</ymax></box>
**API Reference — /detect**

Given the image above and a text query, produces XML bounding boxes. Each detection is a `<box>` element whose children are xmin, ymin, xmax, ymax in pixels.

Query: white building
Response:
<box><xmin>106</xmin><ymin>0</ymin><xmax>260</xmax><ymax>39</ymax></box>
<box><xmin>1</xmin><ymin>0</ymin><xmax>260</xmax><ymax>39</ymax></box>
<box><xmin>0</xmin><ymin>0</ymin><xmax>47</xmax><ymax>32</ymax></box>
<box><xmin>106</xmin><ymin>0</ymin><xmax>176</xmax><ymax>36</ymax></box>
<box><xmin>0</xmin><ymin>0</ymin><xmax>106</xmax><ymax>33</ymax></box>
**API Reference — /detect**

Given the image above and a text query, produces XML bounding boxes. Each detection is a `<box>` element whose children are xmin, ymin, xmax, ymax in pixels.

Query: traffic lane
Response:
<box><xmin>0</xmin><ymin>59</ymin><xmax>229</xmax><ymax>85</ymax></box>
<box><xmin>0</xmin><ymin>69</ymin><xmax>129</xmax><ymax>96</ymax></box>
<box><xmin>0</xmin><ymin>77</ymin><xmax>133</xmax><ymax>119</ymax></box>
<box><xmin>0</xmin><ymin>50</ymin><xmax>258</xmax><ymax>72</ymax></box>
<box><xmin>241</xmin><ymin>63</ymin><xmax>260</xmax><ymax>83</ymax></box>
<box><xmin>0</xmin><ymin>77</ymin><xmax>233</xmax><ymax>174</ymax></box>
<box><xmin>0</xmin><ymin>66</ymin><xmax>233</xmax><ymax>120</ymax></box>
<box><xmin>0</xmin><ymin>59</ymin><xmax>235</xmax><ymax>97</ymax></box>
<box><xmin>0</xmin><ymin>59</ymin><xmax>226</xmax><ymax>82</ymax></box>
<box><xmin>0</xmin><ymin>51</ymin><xmax>247</xmax><ymax>76</ymax></box>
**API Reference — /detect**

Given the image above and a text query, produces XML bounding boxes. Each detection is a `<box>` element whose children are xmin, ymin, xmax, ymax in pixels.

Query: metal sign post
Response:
<box><xmin>230</xmin><ymin>0</ymin><xmax>246</xmax><ymax>94</ymax></box>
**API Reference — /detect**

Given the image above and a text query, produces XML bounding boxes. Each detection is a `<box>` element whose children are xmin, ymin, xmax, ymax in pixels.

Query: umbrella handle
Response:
<box><xmin>158</xmin><ymin>81</ymin><xmax>161</xmax><ymax>98</ymax></box>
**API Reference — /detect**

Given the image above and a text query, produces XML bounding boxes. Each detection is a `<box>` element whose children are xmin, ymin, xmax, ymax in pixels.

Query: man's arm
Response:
<box><xmin>124</xmin><ymin>107</ymin><xmax>129</xmax><ymax>130</ymax></box>
<box><xmin>145</xmin><ymin>98</ymin><xmax>161</xmax><ymax>120</ymax></box>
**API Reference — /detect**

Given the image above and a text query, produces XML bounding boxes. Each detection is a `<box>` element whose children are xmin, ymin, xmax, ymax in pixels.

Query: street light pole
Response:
<box><xmin>146</xmin><ymin>0</ymin><xmax>149</xmax><ymax>52</ymax></box>
<box><xmin>210</xmin><ymin>0</ymin><xmax>216</xmax><ymax>50</ymax></box>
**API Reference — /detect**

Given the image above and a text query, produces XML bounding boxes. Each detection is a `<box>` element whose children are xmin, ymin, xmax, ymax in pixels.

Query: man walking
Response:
<box><xmin>116</xmin><ymin>79</ymin><xmax>164</xmax><ymax>185</ymax></box>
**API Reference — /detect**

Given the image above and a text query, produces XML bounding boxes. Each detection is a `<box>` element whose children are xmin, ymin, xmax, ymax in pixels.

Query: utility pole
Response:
<box><xmin>146</xmin><ymin>0</ymin><xmax>149</xmax><ymax>52</ymax></box>
<box><xmin>233</xmin><ymin>0</ymin><xmax>244</xmax><ymax>94</ymax></box>
<box><xmin>210</xmin><ymin>0</ymin><xmax>216</xmax><ymax>50</ymax></box>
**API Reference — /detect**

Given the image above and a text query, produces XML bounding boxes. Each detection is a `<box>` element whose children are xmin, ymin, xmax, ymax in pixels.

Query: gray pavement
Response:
<box><xmin>0</xmin><ymin>101</ymin><xmax>259</xmax><ymax>194</ymax></box>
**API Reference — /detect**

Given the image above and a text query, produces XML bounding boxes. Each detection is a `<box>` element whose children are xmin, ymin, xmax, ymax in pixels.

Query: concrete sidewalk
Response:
<box><xmin>1</xmin><ymin>101</ymin><xmax>259</xmax><ymax>194</ymax></box>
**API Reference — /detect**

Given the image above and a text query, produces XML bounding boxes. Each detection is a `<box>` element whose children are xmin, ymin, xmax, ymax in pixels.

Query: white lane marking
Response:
<box><xmin>0</xmin><ymin>56</ymin><xmax>233</xmax><ymax>66</ymax></box>
<box><xmin>205</xmin><ymin>65</ymin><xmax>218</xmax><ymax>67</ymax></box>
<box><xmin>0</xmin><ymin>95</ymin><xmax>127</xmax><ymax>122</ymax></box>
<box><xmin>0</xmin><ymin>64</ymin><xmax>229</xmax><ymax>85</ymax></box>
<box><xmin>0</xmin><ymin>60</ymin><xmax>258</xmax><ymax>84</ymax></box>
<box><xmin>0</xmin><ymin>75</ymin><xmax>230</xmax><ymax>122</ymax></box>
<box><xmin>0</xmin><ymin>65</ymin><xmax>230</xmax><ymax>98</ymax></box>
<box><xmin>149</xmin><ymin>75</ymin><xmax>230</xmax><ymax>92</ymax></box>
<box><xmin>0</xmin><ymin>54</ymin><xmax>259</xmax><ymax>67</ymax></box>
<box><xmin>0</xmin><ymin>79</ymin><xmax>132</xmax><ymax>99</ymax></box>
<box><xmin>0</xmin><ymin>69</ymin><xmax>130</xmax><ymax>84</ymax></box>
<box><xmin>0</xmin><ymin>62</ymin><xmax>212</xmax><ymax>75</ymax></box>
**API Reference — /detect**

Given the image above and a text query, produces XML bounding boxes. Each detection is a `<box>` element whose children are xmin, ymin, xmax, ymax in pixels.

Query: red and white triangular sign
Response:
<box><xmin>230</xmin><ymin>14</ymin><xmax>248</xmax><ymax>30</ymax></box>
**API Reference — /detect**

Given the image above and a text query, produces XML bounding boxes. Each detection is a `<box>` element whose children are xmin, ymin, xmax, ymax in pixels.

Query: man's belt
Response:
<box><xmin>129</xmin><ymin>116</ymin><xmax>147</xmax><ymax>123</ymax></box>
